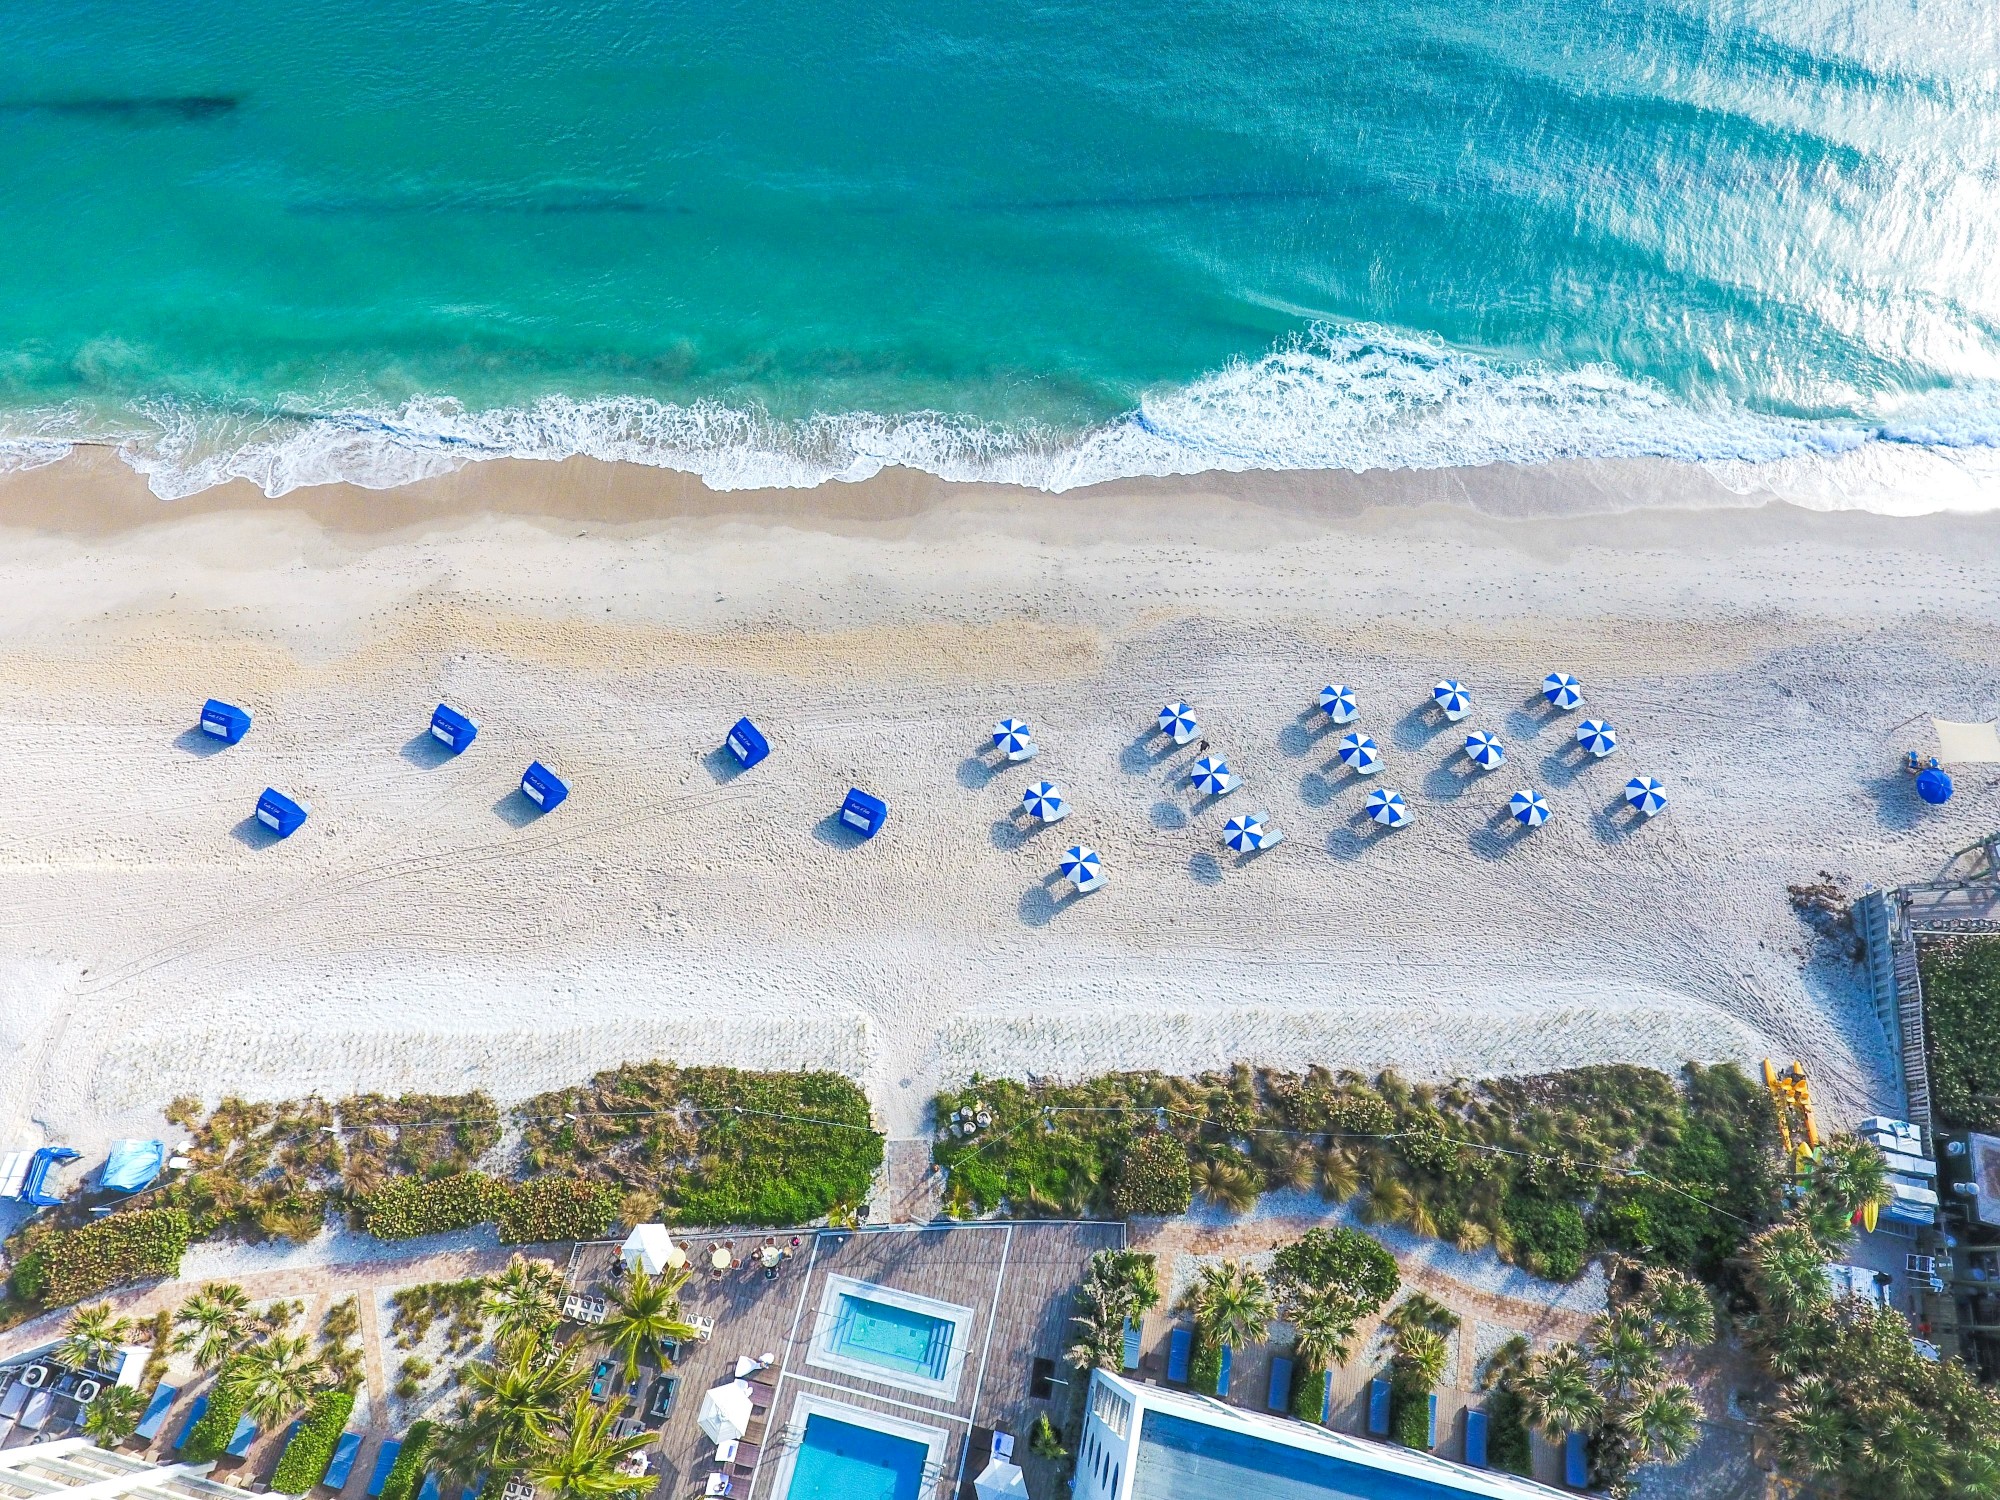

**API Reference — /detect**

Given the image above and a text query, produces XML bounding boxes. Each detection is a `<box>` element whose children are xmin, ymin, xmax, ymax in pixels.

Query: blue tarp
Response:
<box><xmin>521</xmin><ymin>761</ymin><xmax>568</xmax><ymax>811</ymax></box>
<box><xmin>103</xmin><ymin>1139</ymin><xmax>165</xmax><ymax>1193</ymax></box>
<box><xmin>726</xmin><ymin>717</ymin><xmax>770</xmax><ymax>769</ymax></box>
<box><xmin>324</xmin><ymin>1432</ymin><xmax>363</xmax><ymax>1491</ymax></box>
<box><xmin>430</xmin><ymin>704</ymin><xmax>478</xmax><ymax>753</ymax></box>
<box><xmin>256</xmin><ymin>788</ymin><xmax>308</xmax><ymax>837</ymax></box>
<box><xmin>200</xmin><ymin>700</ymin><xmax>251</xmax><ymax>744</ymax></box>
<box><xmin>134</xmin><ymin>1384</ymin><xmax>179</xmax><ymax>1442</ymax></box>
<box><xmin>840</xmin><ymin>787</ymin><xmax>887</xmax><ymax>837</ymax></box>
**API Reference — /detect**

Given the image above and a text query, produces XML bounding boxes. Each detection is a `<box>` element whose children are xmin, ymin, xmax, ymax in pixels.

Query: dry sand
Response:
<box><xmin>0</xmin><ymin>448</ymin><xmax>1995</xmax><ymax>1155</ymax></box>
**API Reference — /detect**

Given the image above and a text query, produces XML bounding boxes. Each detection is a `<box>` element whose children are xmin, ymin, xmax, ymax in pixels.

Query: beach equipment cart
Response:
<box><xmin>1021</xmin><ymin>781</ymin><xmax>1067</xmax><ymax>822</ymax></box>
<box><xmin>256</xmin><ymin>789</ymin><xmax>308</xmax><ymax>837</ymax></box>
<box><xmin>1157</xmin><ymin>702</ymin><xmax>1199</xmax><ymax>744</ymax></box>
<box><xmin>429</xmin><ymin>703</ymin><xmax>477</xmax><ymax>753</ymax></box>
<box><xmin>1464</xmin><ymin>731</ymin><xmax>1505</xmax><ymax>770</ymax></box>
<box><xmin>1317</xmin><ymin>684</ymin><xmax>1358</xmax><ymax>723</ymax></box>
<box><xmin>1189</xmin><ymin>757</ymin><xmax>1237</xmax><ymax>797</ymax></box>
<box><xmin>1433</xmin><ymin>680</ymin><xmax>1471</xmax><ymax>720</ymax></box>
<box><xmin>1542</xmin><ymin>672</ymin><xmax>1583</xmax><ymax>710</ymax></box>
<box><xmin>1366</xmin><ymin>788</ymin><xmax>1410</xmax><ymax>828</ymax></box>
<box><xmin>520</xmin><ymin>762</ymin><xmax>568</xmax><ymax>811</ymax></box>
<box><xmin>199</xmin><ymin>699</ymin><xmax>251</xmax><ymax>744</ymax></box>
<box><xmin>1510</xmin><ymin>789</ymin><xmax>1550</xmax><ymax>827</ymax></box>
<box><xmin>991</xmin><ymin>718</ymin><xmax>1036</xmax><ymax>761</ymax></box>
<box><xmin>1917</xmin><ymin>767</ymin><xmax>1954</xmax><ymax>805</ymax></box>
<box><xmin>839</xmin><ymin>787</ymin><xmax>887</xmax><ymax>837</ymax></box>
<box><xmin>1576</xmin><ymin>719</ymin><xmax>1618</xmax><ymax>757</ymax></box>
<box><xmin>725</xmin><ymin>717</ymin><xmax>769</xmax><ymax>769</ymax></box>
<box><xmin>1624</xmin><ymin>776</ymin><xmax>1668</xmax><ymax>816</ymax></box>
<box><xmin>1060</xmin><ymin>845</ymin><xmax>1104</xmax><ymax>893</ymax></box>
<box><xmin>1337</xmin><ymin>731</ymin><xmax>1381</xmax><ymax>775</ymax></box>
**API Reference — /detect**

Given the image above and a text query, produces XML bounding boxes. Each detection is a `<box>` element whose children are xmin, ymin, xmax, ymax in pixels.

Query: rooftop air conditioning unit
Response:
<box><xmin>72</xmin><ymin>1379</ymin><xmax>101</xmax><ymax>1404</ymax></box>
<box><xmin>20</xmin><ymin>1365</ymin><xmax>49</xmax><ymax>1389</ymax></box>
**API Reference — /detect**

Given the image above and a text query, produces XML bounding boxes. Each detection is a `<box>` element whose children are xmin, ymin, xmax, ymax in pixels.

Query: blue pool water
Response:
<box><xmin>831</xmin><ymin>1293</ymin><xmax>954</xmax><ymax>1381</ymax></box>
<box><xmin>784</xmin><ymin>1414</ymin><xmax>928</xmax><ymax>1500</ymax></box>
<box><xmin>1133</xmin><ymin>1409</ymin><xmax>1479</xmax><ymax>1500</ymax></box>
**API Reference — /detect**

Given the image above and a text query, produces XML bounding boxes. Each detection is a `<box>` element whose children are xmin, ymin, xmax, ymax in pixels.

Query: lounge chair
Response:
<box><xmin>730</xmin><ymin>1441</ymin><xmax>761</xmax><ymax>1474</ymax></box>
<box><xmin>1565</xmin><ymin>1431</ymin><xmax>1588</xmax><ymax>1488</ymax></box>
<box><xmin>1266</xmin><ymin>1356</ymin><xmax>1292</xmax><ymax>1413</ymax></box>
<box><xmin>133</xmin><ymin>1384</ymin><xmax>179</xmax><ymax>1443</ymax></box>
<box><xmin>224</xmin><ymin>1415</ymin><xmax>258</xmax><ymax>1459</ymax></box>
<box><xmin>366</xmin><ymin>1441</ymin><xmax>402</xmax><ymax>1497</ymax></box>
<box><xmin>1216</xmin><ymin>1345</ymin><xmax>1232</xmax><ymax>1398</ymax></box>
<box><xmin>172</xmin><ymin>1395</ymin><xmax>210</xmax><ymax>1451</ymax></box>
<box><xmin>1367</xmin><ymin>1378</ymin><xmax>1390</xmax><ymax>1437</ymax></box>
<box><xmin>703</xmin><ymin>1475</ymin><xmax>732</xmax><ymax>1497</ymax></box>
<box><xmin>1120</xmin><ymin>1318</ymin><xmax>1140</xmax><ymax>1372</ymax></box>
<box><xmin>1166</xmin><ymin>1328</ymin><xmax>1191</xmax><ymax>1384</ymax></box>
<box><xmin>1464</xmin><ymin>1410</ymin><xmax>1488</xmax><ymax>1469</ymax></box>
<box><xmin>746</xmin><ymin>1380</ymin><xmax>774</xmax><ymax>1411</ymax></box>
<box><xmin>324</xmin><ymin>1431</ymin><xmax>364</xmax><ymax>1490</ymax></box>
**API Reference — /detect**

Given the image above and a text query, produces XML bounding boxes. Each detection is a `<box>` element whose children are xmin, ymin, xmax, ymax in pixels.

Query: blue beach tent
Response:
<box><xmin>199</xmin><ymin>699</ymin><xmax>251</xmax><ymax>744</ymax></box>
<box><xmin>256</xmin><ymin>789</ymin><xmax>308</xmax><ymax>838</ymax></box>
<box><xmin>133</xmin><ymin>1384</ymin><xmax>179</xmax><ymax>1443</ymax></box>
<box><xmin>726</xmin><ymin>717</ymin><xmax>770</xmax><ymax>769</ymax></box>
<box><xmin>103</xmin><ymin>1139</ymin><xmax>165</xmax><ymax>1193</ymax></box>
<box><xmin>840</xmin><ymin>787</ymin><xmax>888</xmax><ymax>838</ymax></box>
<box><xmin>430</xmin><ymin>704</ymin><xmax>478</xmax><ymax>753</ymax></box>
<box><xmin>520</xmin><ymin>762</ymin><xmax>568</xmax><ymax>811</ymax></box>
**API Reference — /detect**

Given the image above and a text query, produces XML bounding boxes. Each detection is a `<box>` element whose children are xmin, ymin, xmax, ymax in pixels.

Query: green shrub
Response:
<box><xmin>1484</xmin><ymin>1388</ymin><xmax>1534</xmax><ymax>1476</ymax></box>
<box><xmin>497</xmin><ymin>1177</ymin><xmax>619</xmax><ymax>1244</ymax></box>
<box><xmin>1390</xmin><ymin>1376</ymin><xmax>1433</xmax><ymax>1449</ymax></box>
<box><xmin>181</xmin><ymin>1368</ymin><xmax>249</xmax><ymax>1463</ymax></box>
<box><xmin>1188</xmin><ymin>1332</ymin><xmax>1223</xmax><ymax>1395</ymax></box>
<box><xmin>1109</xmin><ymin>1132</ymin><xmax>1192</xmax><ymax>1217</ymax></box>
<box><xmin>379</xmin><ymin>1420</ymin><xmax>435</xmax><ymax>1500</ymax></box>
<box><xmin>271</xmin><ymin>1388</ymin><xmax>354</xmax><ymax>1493</ymax></box>
<box><xmin>1921</xmin><ymin>938</ymin><xmax>2000</xmax><ymax>1132</ymax></box>
<box><xmin>1503</xmin><ymin>1192</ymin><xmax>1588</xmax><ymax>1282</ymax></box>
<box><xmin>1290</xmin><ymin>1362</ymin><xmax>1327</xmax><ymax>1423</ymax></box>
<box><xmin>9</xmin><ymin>1209</ymin><xmax>191</xmax><ymax>1307</ymax></box>
<box><xmin>363</xmin><ymin>1173</ymin><xmax>509</xmax><ymax>1239</ymax></box>
<box><xmin>1272</xmin><ymin>1226</ymin><xmax>1398</xmax><ymax>1315</ymax></box>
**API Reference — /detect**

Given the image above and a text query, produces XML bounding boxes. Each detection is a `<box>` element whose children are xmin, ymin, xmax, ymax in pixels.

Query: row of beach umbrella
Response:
<box><xmin>991</xmin><ymin>718</ymin><xmax>1106</xmax><ymax>894</ymax></box>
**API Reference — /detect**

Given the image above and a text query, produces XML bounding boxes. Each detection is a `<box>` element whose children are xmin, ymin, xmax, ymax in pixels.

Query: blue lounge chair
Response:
<box><xmin>1267</xmin><ymin>1356</ymin><xmax>1293</xmax><ymax>1413</ymax></box>
<box><xmin>1367</xmin><ymin>1378</ymin><xmax>1391</xmax><ymax>1437</ymax></box>
<box><xmin>225</xmin><ymin>1415</ymin><xmax>258</xmax><ymax>1458</ymax></box>
<box><xmin>1464</xmin><ymin>1410</ymin><xmax>1489</xmax><ymax>1468</ymax></box>
<box><xmin>134</xmin><ymin>1384</ymin><xmax>179</xmax><ymax>1442</ymax></box>
<box><xmin>324</xmin><ymin>1432</ymin><xmax>363</xmax><ymax>1491</ymax></box>
<box><xmin>1215</xmin><ymin>1344</ymin><xmax>1232</xmax><ymax>1398</ymax></box>
<box><xmin>1565</xmin><ymin>1431</ymin><xmax>1589</xmax><ymax>1488</ymax></box>
<box><xmin>1120</xmin><ymin>1317</ymin><xmax>1140</xmax><ymax>1372</ymax></box>
<box><xmin>1166</xmin><ymin>1327</ymin><xmax>1191</xmax><ymax>1384</ymax></box>
<box><xmin>172</xmin><ymin>1395</ymin><xmax>210</xmax><ymax>1450</ymax></box>
<box><xmin>1314</xmin><ymin>1368</ymin><xmax>1333</xmax><ymax>1424</ymax></box>
<box><xmin>417</xmin><ymin>1472</ymin><xmax>441</xmax><ymax>1500</ymax></box>
<box><xmin>1424</xmin><ymin>1393</ymin><xmax>1437</xmax><ymax>1450</ymax></box>
<box><xmin>366</xmin><ymin>1441</ymin><xmax>402</xmax><ymax>1497</ymax></box>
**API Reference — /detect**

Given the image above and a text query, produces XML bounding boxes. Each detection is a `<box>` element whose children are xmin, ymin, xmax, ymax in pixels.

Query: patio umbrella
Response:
<box><xmin>1060</xmin><ymin>845</ymin><xmax>1104</xmax><ymax>891</ymax></box>
<box><xmin>1366</xmin><ymin>788</ymin><xmax>1410</xmax><ymax>828</ymax></box>
<box><xmin>1542</xmin><ymin>672</ymin><xmax>1583</xmax><ymax>710</ymax></box>
<box><xmin>1337</xmin><ymin>732</ymin><xmax>1381</xmax><ymax>775</ymax></box>
<box><xmin>1021</xmin><ymin>781</ymin><xmax>1067</xmax><ymax>821</ymax></box>
<box><xmin>991</xmin><ymin>718</ymin><xmax>1033</xmax><ymax>758</ymax></box>
<box><xmin>697</xmin><ymin>1382</ymin><xmax>753</xmax><ymax>1446</ymax></box>
<box><xmin>1464</xmin><ymin>731</ymin><xmax>1505</xmax><ymax>770</ymax></box>
<box><xmin>974</xmin><ymin>1460</ymin><xmax>1030</xmax><ymax>1500</ymax></box>
<box><xmin>1510</xmin><ymin>790</ymin><xmax>1550</xmax><ymax>827</ymax></box>
<box><xmin>1158</xmin><ymin>702</ymin><xmax>1199</xmax><ymax>744</ymax></box>
<box><xmin>1223</xmin><ymin>813</ymin><xmax>1270</xmax><ymax>852</ymax></box>
<box><xmin>1433</xmin><ymin>680</ymin><xmax>1472</xmax><ymax>720</ymax></box>
<box><xmin>1577</xmin><ymin>720</ymin><xmax>1618</xmax><ymax>758</ymax></box>
<box><xmin>1189</xmin><ymin>757</ymin><xmax>1235</xmax><ymax>796</ymax></box>
<box><xmin>1624</xmin><ymin>776</ymin><xmax>1668</xmax><ymax>816</ymax></box>
<box><xmin>1317</xmin><ymin>684</ymin><xmax>1358</xmax><ymax>723</ymax></box>
<box><xmin>1918</xmin><ymin>767</ymin><xmax>1955</xmax><ymax>805</ymax></box>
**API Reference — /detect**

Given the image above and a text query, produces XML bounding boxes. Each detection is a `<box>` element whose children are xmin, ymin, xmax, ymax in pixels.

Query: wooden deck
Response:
<box><xmin>569</xmin><ymin>1221</ymin><xmax>1123</xmax><ymax>1500</ymax></box>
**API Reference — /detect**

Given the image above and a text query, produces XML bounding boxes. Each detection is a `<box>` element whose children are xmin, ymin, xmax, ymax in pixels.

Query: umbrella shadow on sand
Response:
<box><xmin>1120</xmin><ymin>729</ymin><xmax>1183</xmax><ymax>775</ymax></box>
<box><xmin>1468</xmin><ymin>806</ymin><xmax>1535</xmax><ymax>861</ymax></box>
<box><xmin>1392</xmin><ymin>700</ymin><xmax>1453</xmax><ymax>750</ymax></box>
<box><xmin>1019</xmin><ymin>871</ymin><xmax>1085</xmax><ymax>927</ymax></box>
<box><xmin>1507</xmin><ymin>691</ymin><xmax>1566</xmax><ymax>739</ymax></box>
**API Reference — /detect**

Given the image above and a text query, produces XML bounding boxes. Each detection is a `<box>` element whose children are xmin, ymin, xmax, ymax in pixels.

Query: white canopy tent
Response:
<box><xmin>621</xmin><ymin>1223</ymin><xmax>686</xmax><ymax>1275</ymax></box>
<box><xmin>697</xmin><ymin>1381</ymin><xmax>754</xmax><ymax>1446</ymax></box>
<box><xmin>973</xmin><ymin>1459</ymin><xmax>1029</xmax><ymax>1500</ymax></box>
<box><xmin>1935</xmin><ymin>720</ymin><xmax>2000</xmax><ymax>763</ymax></box>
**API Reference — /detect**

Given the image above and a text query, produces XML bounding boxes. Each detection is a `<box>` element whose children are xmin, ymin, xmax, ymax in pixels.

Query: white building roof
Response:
<box><xmin>0</xmin><ymin>1438</ymin><xmax>238</xmax><ymax>1500</ymax></box>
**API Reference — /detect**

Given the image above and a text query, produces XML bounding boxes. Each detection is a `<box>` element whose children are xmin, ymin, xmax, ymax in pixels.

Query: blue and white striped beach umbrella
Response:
<box><xmin>1158</xmin><ymin>702</ymin><xmax>1199</xmax><ymax>744</ymax></box>
<box><xmin>992</xmin><ymin>718</ymin><xmax>1033</xmax><ymax>757</ymax></box>
<box><xmin>1022</xmin><ymin>781</ymin><xmax>1067</xmax><ymax>821</ymax></box>
<box><xmin>1317</xmin><ymin>684</ymin><xmax>1358</xmax><ymax>723</ymax></box>
<box><xmin>1542</xmin><ymin>672</ymin><xmax>1583</xmax><ymax>711</ymax></box>
<box><xmin>1433</xmin><ymin>681</ymin><xmax>1472</xmax><ymax>720</ymax></box>
<box><xmin>1510</xmin><ymin>789</ymin><xmax>1551</xmax><ymax>827</ymax></box>
<box><xmin>1624</xmin><ymin>776</ymin><xmax>1668</xmax><ymax>817</ymax></box>
<box><xmin>1060</xmin><ymin>845</ymin><xmax>1104</xmax><ymax>891</ymax></box>
<box><xmin>1223</xmin><ymin>812</ymin><xmax>1271</xmax><ymax>853</ymax></box>
<box><xmin>1577</xmin><ymin>719</ymin><xmax>1618</xmax><ymax>758</ymax></box>
<box><xmin>1366</xmin><ymin>788</ymin><xmax>1411</xmax><ymax>828</ymax></box>
<box><xmin>1337</xmin><ymin>732</ymin><xmax>1381</xmax><ymax>775</ymax></box>
<box><xmin>1189</xmin><ymin>757</ymin><xmax>1235</xmax><ymax>797</ymax></box>
<box><xmin>1464</xmin><ymin>731</ymin><xmax>1505</xmax><ymax>771</ymax></box>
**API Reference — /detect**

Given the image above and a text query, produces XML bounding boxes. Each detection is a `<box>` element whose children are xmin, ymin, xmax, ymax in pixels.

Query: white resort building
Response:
<box><xmin>0</xmin><ymin>1438</ymin><xmax>239</xmax><ymax>1500</ymax></box>
<box><xmin>1074</xmin><ymin>1371</ymin><xmax>1569</xmax><ymax>1500</ymax></box>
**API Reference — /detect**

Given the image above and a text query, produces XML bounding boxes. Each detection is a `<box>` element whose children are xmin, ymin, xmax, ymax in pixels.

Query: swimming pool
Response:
<box><xmin>806</xmin><ymin>1276</ymin><xmax>975</xmax><ymax>1399</ymax></box>
<box><xmin>782</xmin><ymin>1413</ymin><xmax>929</xmax><ymax>1500</ymax></box>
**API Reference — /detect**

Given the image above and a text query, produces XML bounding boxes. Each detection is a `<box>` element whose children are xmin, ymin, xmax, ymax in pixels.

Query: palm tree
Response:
<box><xmin>1770</xmin><ymin>1375</ymin><xmax>1850</xmax><ymax>1480</ymax></box>
<box><xmin>524</xmin><ymin>1395</ymin><xmax>656</xmax><ymax>1500</ymax></box>
<box><xmin>1745</xmin><ymin>1224</ymin><xmax>1833</xmax><ymax>1327</ymax></box>
<box><xmin>174</xmin><ymin>1283</ymin><xmax>250</xmax><ymax>1370</ymax></box>
<box><xmin>1288</xmin><ymin>1284</ymin><xmax>1359</xmax><ymax>1372</ymax></box>
<box><xmin>1806</xmin><ymin>1136</ymin><xmax>1891</xmax><ymax>1247</ymax></box>
<box><xmin>1518</xmin><ymin>1344</ymin><xmax>1604</xmax><ymax>1441</ymax></box>
<box><xmin>1316</xmin><ymin>1149</ymin><xmax>1361</xmax><ymax>1203</ymax></box>
<box><xmin>596</xmin><ymin>1267</ymin><xmax>700</xmax><ymax>1384</ymax></box>
<box><xmin>1622</xmin><ymin>1381</ymin><xmax>1700</xmax><ymax>1466</ymax></box>
<box><xmin>84</xmin><ymin>1385</ymin><xmax>144</xmax><ymax>1448</ymax></box>
<box><xmin>443</xmin><ymin>1334</ymin><xmax>591</xmax><ymax>1479</ymax></box>
<box><xmin>225</xmin><ymin>1333</ymin><xmax>323</xmax><ymax>1425</ymax></box>
<box><xmin>1636</xmin><ymin>1270</ymin><xmax>1715</xmax><ymax>1351</ymax></box>
<box><xmin>483</xmin><ymin>1256</ymin><xmax>565</xmax><ymax>1348</ymax></box>
<box><xmin>1859</xmin><ymin>1403</ymin><xmax>1953</xmax><ymax>1500</ymax></box>
<box><xmin>1083</xmin><ymin>1251</ymin><xmax>1161</xmax><ymax>1318</ymax></box>
<box><xmin>1587</xmin><ymin>1309</ymin><xmax>1662</xmax><ymax>1404</ymax></box>
<box><xmin>1180</xmin><ymin>1261</ymin><xmax>1274</xmax><ymax>1352</ymax></box>
<box><xmin>1064</xmin><ymin>1282</ymin><xmax>1127</xmax><ymax>1373</ymax></box>
<box><xmin>1393</xmin><ymin>1326</ymin><xmax>1449</xmax><ymax>1391</ymax></box>
<box><xmin>59</xmin><ymin>1303</ymin><xmax>132</xmax><ymax>1373</ymax></box>
<box><xmin>1195</xmin><ymin>1159</ymin><xmax>1260</xmax><ymax>1215</ymax></box>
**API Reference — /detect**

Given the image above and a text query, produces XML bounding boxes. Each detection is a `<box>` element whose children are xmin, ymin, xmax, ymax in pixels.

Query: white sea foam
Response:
<box><xmin>11</xmin><ymin>328</ymin><xmax>2000</xmax><ymax>514</ymax></box>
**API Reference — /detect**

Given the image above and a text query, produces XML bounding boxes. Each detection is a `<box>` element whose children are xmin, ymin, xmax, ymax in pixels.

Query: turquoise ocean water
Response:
<box><xmin>0</xmin><ymin>0</ymin><xmax>1996</xmax><ymax>501</ymax></box>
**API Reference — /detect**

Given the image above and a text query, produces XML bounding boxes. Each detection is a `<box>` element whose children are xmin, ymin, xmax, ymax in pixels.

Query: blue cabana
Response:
<box><xmin>103</xmin><ymin>1139</ymin><xmax>164</xmax><ymax>1194</ymax></box>
<box><xmin>429</xmin><ymin>704</ymin><xmax>478</xmax><ymax>753</ymax></box>
<box><xmin>840</xmin><ymin>787</ymin><xmax>887</xmax><ymax>838</ymax></box>
<box><xmin>520</xmin><ymin>762</ymin><xmax>568</xmax><ymax>811</ymax></box>
<box><xmin>256</xmin><ymin>789</ymin><xmax>308</xmax><ymax>838</ymax></box>
<box><xmin>133</xmin><ymin>1384</ymin><xmax>179</xmax><ymax>1443</ymax></box>
<box><xmin>726</xmin><ymin>717</ymin><xmax>770</xmax><ymax>769</ymax></box>
<box><xmin>199</xmin><ymin>699</ymin><xmax>251</xmax><ymax>745</ymax></box>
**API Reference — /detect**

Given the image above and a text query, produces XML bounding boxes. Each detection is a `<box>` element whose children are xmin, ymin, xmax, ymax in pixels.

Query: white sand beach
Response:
<box><xmin>0</xmin><ymin>450</ymin><xmax>1994</xmax><ymax>1150</ymax></box>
